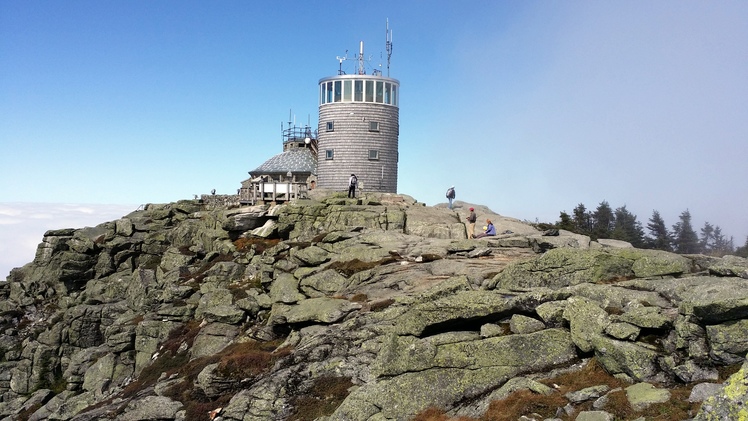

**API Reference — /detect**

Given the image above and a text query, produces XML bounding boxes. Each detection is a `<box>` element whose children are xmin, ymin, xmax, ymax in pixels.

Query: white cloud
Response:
<box><xmin>0</xmin><ymin>203</ymin><xmax>137</xmax><ymax>280</ymax></box>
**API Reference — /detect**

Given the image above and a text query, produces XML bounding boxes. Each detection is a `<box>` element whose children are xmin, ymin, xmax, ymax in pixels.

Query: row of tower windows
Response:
<box><xmin>320</xmin><ymin>79</ymin><xmax>398</xmax><ymax>106</ymax></box>
<box><xmin>325</xmin><ymin>149</ymin><xmax>380</xmax><ymax>160</ymax></box>
<box><xmin>325</xmin><ymin>121</ymin><xmax>380</xmax><ymax>132</ymax></box>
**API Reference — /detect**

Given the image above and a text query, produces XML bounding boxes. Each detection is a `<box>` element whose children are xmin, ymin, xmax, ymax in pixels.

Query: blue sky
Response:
<box><xmin>2</xmin><ymin>1</ymin><xmax>747</xmax><ymax>276</ymax></box>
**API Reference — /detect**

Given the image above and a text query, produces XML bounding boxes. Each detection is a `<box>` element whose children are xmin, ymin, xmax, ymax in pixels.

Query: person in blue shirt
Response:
<box><xmin>474</xmin><ymin>219</ymin><xmax>496</xmax><ymax>238</ymax></box>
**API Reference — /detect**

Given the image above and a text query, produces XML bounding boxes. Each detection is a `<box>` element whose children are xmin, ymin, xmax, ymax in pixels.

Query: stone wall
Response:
<box><xmin>200</xmin><ymin>194</ymin><xmax>240</xmax><ymax>208</ymax></box>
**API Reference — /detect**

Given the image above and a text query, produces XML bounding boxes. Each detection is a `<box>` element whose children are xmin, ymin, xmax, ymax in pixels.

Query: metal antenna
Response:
<box><xmin>336</xmin><ymin>50</ymin><xmax>349</xmax><ymax>75</ymax></box>
<box><xmin>386</xmin><ymin>19</ymin><xmax>393</xmax><ymax>77</ymax></box>
<box><xmin>358</xmin><ymin>41</ymin><xmax>365</xmax><ymax>75</ymax></box>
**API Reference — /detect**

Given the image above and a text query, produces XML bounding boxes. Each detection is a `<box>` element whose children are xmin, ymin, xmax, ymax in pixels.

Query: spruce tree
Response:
<box><xmin>736</xmin><ymin>236</ymin><xmax>748</xmax><ymax>258</ymax></box>
<box><xmin>646</xmin><ymin>210</ymin><xmax>672</xmax><ymax>251</ymax></box>
<box><xmin>572</xmin><ymin>203</ymin><xmax>591</xmax><ymax>235</ymax></box>
<box><xmin>557</xmin><ymin>211</ymin><xmax>575</xmax><ymax>231</ymax></box>
<box><xmin>591</xmin><ymin>201</ymin><xmax>614</xmax><ymax>240</ymax></box>
<box><xmin>711</xmin><ymin>226</ymin><xmax>733</xmax><ymax>256</ymax></box>
<box><xmin>699</xmin><ymin>222</ymin><xmax>715</xmax><ymax>254</ymax></box>
<box><xmin>611</xmin><ymin>205</ymin><xmax>645</xmax><ymax>247</ymax></box>
<box><xmin>672</xmin><ymin>209</ymin><xmax>700</xmax><ymax>254</ymax></box>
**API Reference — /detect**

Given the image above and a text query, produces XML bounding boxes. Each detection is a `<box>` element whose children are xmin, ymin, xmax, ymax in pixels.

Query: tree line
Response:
<box><xmin>550</xmin><ymin>201</ymin><xmax>748</xmax><ymax>257</ymax></box>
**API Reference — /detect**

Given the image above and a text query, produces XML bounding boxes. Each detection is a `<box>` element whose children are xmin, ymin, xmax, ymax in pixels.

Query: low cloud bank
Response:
<box><xmin>0</xmin><ymin>203</ymin><xmax>137</xmax><ymax>280</ymax></box>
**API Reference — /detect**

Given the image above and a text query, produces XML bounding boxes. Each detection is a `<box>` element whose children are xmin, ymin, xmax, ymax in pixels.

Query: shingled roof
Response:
<box><xmin>250</xmin><ymin>148</ymin><xmax>317</xmax><ymax>175</ymax></box>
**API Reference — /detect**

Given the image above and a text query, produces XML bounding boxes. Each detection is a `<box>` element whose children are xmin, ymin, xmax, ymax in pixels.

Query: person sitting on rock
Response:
<box><xmin>474</xmin><ymin>219</ymin><xmax>496</xmax><ymax>238</ymax></box>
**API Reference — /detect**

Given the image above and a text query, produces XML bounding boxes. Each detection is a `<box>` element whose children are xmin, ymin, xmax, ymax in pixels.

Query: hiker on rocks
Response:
<box><xmin>466</xmin><ymin>207</ymin><xmax>477</xmax><ymax>238</ymax></box>
<box><xmin>446</xmin><ymin>186</ymin><xmax>455</xmax><ymax>209</ymax></box>
<box><xmin>348</xmin><ymin>174</ymin><xmax>358</xmax><ymax>198</ymax></box>
<box><xmin>474</xmin><ymin>219</ymin><xmax>496</xmax><ymax>238</ymax></box>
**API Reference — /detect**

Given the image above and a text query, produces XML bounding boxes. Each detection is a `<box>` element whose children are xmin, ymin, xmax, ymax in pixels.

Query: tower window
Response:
<box><xmin>334</xmin><ymin>80</ymin><xmax>342</xmax><ymax>102</ymax></box>
<box><xmin>326</xmin><ymin>121</ymin><xmax>334</xmax><ymax>132</ymax></box>
<box><xmin>365</xmin><ymin>80</ymin><xmax>374</xmax><ymax>102</ymax></box>
<box><xmin>368</xmin><ymin>149</ymin><xmax>379</xmax><ymax>160</ymax></box>
<box><xmin>326</xmin><ymin>149</ymin><xmax>334</xmax><ymax>160</ymax></box>
<box><xmin>369</xmin><ymin>121</ymin><xmax>380</xmax><ymax>132</ymax></box>
<box><xmin>354</xmin><ymin>80</ymin><xmax>363</xmax><ymax>101</ymax></box>
<box><xmin>343</xmin><ymin>80</ymin><xmax>352</xmax><ymax>101</ymax></box>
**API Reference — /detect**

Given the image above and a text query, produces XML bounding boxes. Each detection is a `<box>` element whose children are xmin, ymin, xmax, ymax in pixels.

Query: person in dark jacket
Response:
<box><xmin>446</xmin><ymin>186</ymin><xmax>455</xmax><ymax>209</ymax></box>
<box><xmin>466</xmin><ymin>207</ymin><xmax>477</xmax><ymax>238</ymax></box>
<box><xmin>348</xmin><ymin>174</ymin><xmax>358</xmax><ymax>198</ymax></box>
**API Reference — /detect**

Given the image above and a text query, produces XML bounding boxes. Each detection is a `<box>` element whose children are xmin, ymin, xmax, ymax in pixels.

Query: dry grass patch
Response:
<box><xmin>637</xmin><ymin>387</ymin><xmax>696</xmax><ymax>421</ymax></box>
<box><xmin>119</xmin><ymin>320</ymin><xmax>203</xmax><ymax>399</ymax></box>
<box><xmin>227</xmin><ymin>274</ymin><xmax>262</xmax><ymax>299</ymax></box>
<box><xmin>215</xmin><ymin>339</ymin><xmax>292</xmax><ymax>379</ymax></box>
<box><xmin>288</xmin><ymin>376</ymin><xmax>355</xmax><ymax>421</ymax></box>
<box><xmin>179</xmin><ymin>253</ymin><xmax>235</xmax><ymax>283</ymax></box>
<box><xmin>165</xmin><ymin>338</ymin><xmax>291</xmax><ymax>421</ymax></box>
<box><xmin>365</xmin><ymin>298</ymin><xmax>396</xmax><ymax>312</ymax></box>
<box><xmin>234</xmin><ymin>237</ymin><xmax>280</xmax><ymax>254</ymax></box>
<box><xmin>539</xmin><ymin>358</ymin><xmax>629</xmax><ymax>393</ymax></box>
<box><xmin>349</xmin><ymin>293</ymin><xmax>368</xmax><ymax>302</ymax></box>
<box><xmin>412</xmin><ymin>358</ymin><xmax>711</xmax><ymax>421</ymax></box>
<box><xmin>326</xmin><ymin>257</ymin><xmax>398</xmax><ymax>277</ymax></box>
<box><xmin>483</xmin><ymin>389</ymin><xmax>569</xmax><ymax>421</ymax></box>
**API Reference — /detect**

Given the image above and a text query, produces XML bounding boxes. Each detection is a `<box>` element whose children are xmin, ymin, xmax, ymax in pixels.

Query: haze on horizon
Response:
<box><xmin>1</xmin><ymin>1</ymin><xmax>746</xmax><ymax>274</ymax></box>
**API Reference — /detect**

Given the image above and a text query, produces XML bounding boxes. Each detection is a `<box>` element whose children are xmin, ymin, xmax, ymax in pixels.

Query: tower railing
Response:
<box><xmin>282</xmin><ymin>126</ymin><xmax>317</xmax><ymax>143</ymax></box>
<box><xmin>239</xmin><ymin>181</ymin><xmax>309</xmax><ymax>205</ymax></box>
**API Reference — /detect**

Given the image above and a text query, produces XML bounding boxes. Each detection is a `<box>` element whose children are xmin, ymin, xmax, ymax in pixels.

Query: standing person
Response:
<box><xmin>348</xmin><ymin>174</ymin><xmax>358</xmax><ymax>198</ymax></box>
<box><xmin>474</xmin><ymin>219</ymin><xmax>496</xmax><ymax>238</ymax></box>
<box><xmin>466</xmin><ymin>207</ymin><xmax>477</xmax><ymax>238</ymax></box>
<box><xmin>446</xmin><ymin>186</ymin><xmax>456</xmax><ymax>209</ymax></box>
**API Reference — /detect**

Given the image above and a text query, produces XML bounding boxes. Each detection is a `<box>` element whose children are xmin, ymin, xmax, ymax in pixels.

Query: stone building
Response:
<box><xmin>315</xmin><ymin>38</ymin><xmax>399</xmax><ymax>193</ymax></box>
<box><xmin>238</xmin><ymin>124</ymin><xmax>318</xmax><ymax>205</ymax></box>
<box><xmin>243</xmin><ymin>32</ymin><xmax>399</xmax><ymax>203</ymax></box>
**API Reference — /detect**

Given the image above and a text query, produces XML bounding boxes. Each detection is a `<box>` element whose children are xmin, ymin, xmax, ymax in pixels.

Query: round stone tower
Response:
<box><xmin>316</xmin><ymin>39</ymin><xmax>399</xmax><ymax>193</ymax></box>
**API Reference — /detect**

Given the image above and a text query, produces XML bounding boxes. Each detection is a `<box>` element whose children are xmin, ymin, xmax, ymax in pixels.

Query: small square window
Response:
<box><xmin>369</xmin><ymin>121</ymin><xmax>380</xmax><ymax>132</ymax></box>
<box><xmin>368</xmin><ymin>150</ymin><xmax>379</xmax><ymax>160</ymax></box>
<box><xmin>326</xmin><ymin>121</ymin><xmax>334</xmax><ymax>132</ymax></box>
<box><xmin>326</xmin><ymin>149</ymin><xmax>334</xmax><ymax>160</ymax></box>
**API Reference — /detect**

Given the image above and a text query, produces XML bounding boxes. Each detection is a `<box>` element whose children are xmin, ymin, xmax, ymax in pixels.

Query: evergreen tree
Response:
<box><xmin>557</xmin><ymin>211</ymin><xmax>575</xmax><ymax>231</ymax></box>
<box><xmin>672</xmin><ymin>209</ymin><xmax>700</xmax><ymax>254</ymax></box>
<box><xmin>736</xmin><ymin>236</ymin><xmax>748</xmax><ymax>258</ymax></box>
<box><xmin>645</xmin><ymin>210</ymin><xmax>672</xmax><ymax>251</ymax></box>
<box><xmin>711</xmin><ymin>226</ymin><xmax>733</xmax><ymax>256</ymax></box>
<box><xmin>591</xmin><ymin>201</ymin><xmax>614</xmax><ymax>240</ymax></box>
<box><xmin>572</xmin><ymin>203</ymin><xmax>592</xmax><ymax>235</ymax></box>
<box><xmin>611</xmin><ymin>205</ymin><xmax>645</xmax><ymax>247</ymax></box>
<box><xmin>699</xmin><ymin>222</ymin><xmax>715</xmax><ymax>254</ymax></box>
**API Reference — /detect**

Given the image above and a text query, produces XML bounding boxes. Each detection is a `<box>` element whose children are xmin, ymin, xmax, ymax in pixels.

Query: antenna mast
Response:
<box><xmin>358</xmin><ymin>41</ymin><xmax>365</xmax><ymax>75</ymax></box>
<box><xmin>385</xmin><ymin>19</ymin><xmax>393</xmax><ymax>77</ymax></box>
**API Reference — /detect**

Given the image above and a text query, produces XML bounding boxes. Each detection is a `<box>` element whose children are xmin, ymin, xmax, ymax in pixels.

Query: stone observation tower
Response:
<box><xmin>316</xmin><ymin>22</ymin><xmax>399</xmax><ymax>193</ymax></box>
<box><xmin>234</xmin><ymin>22</ymin><xmax>398</xmax><ymax>205</ymax></box>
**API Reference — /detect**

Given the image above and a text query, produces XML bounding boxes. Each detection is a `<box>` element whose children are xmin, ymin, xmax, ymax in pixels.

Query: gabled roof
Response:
<box><xmin>250</xmin><ymin>148</ymin><xmax>317</xmax><ymax>175</ymax></box>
